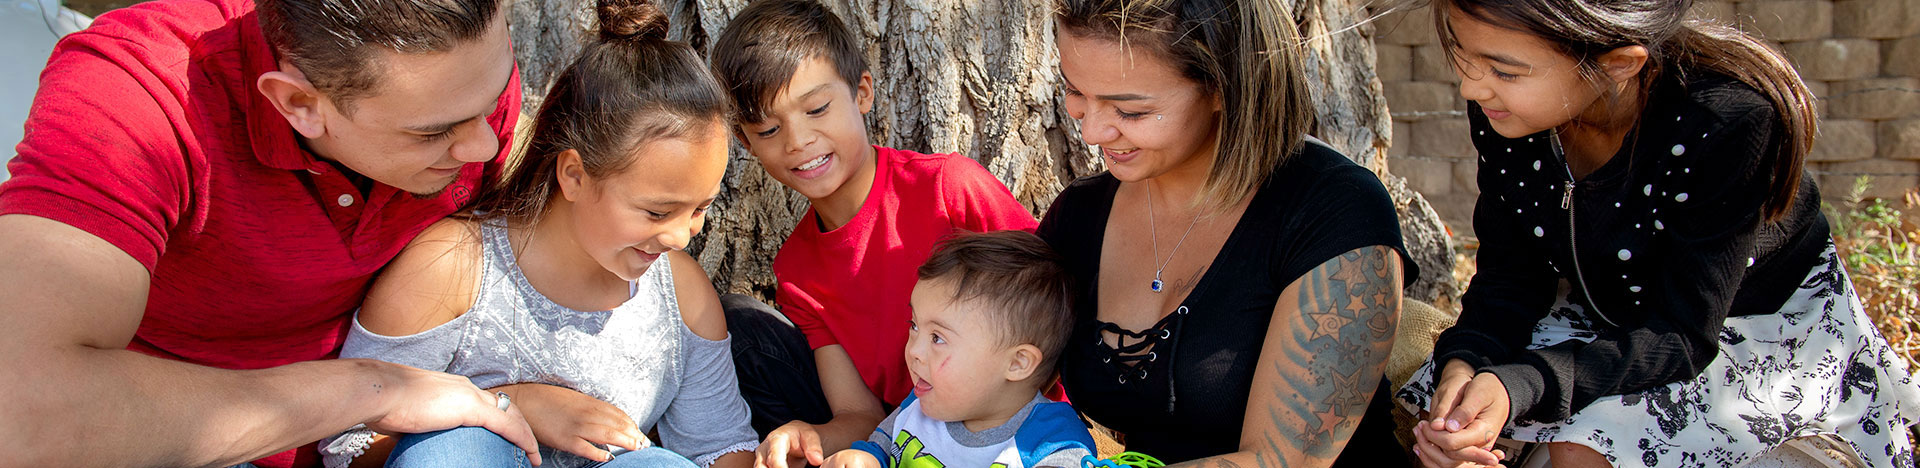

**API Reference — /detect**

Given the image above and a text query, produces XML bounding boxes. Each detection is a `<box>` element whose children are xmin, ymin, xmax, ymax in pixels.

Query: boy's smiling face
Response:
<box><xmin>739</xmin><ymin>57</ymin><xmax>877</xmax><ymax>205</ymax></box>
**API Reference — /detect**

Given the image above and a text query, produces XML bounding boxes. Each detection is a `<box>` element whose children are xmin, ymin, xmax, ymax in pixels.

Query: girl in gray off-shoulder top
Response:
<box><xmin>318</xmin><ymin>2</ymin><xmax>757</xmax><ymax>465</ymax></box>
<box><xmin>322</xmin><ymin>220</ymin><xmax>758</xmax><ymax>468</ymax></box>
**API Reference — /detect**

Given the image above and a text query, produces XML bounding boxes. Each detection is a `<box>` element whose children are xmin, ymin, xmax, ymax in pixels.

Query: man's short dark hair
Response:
<box><xmin>256</xmin><ymin>0</ymin><xmax>503</xmax><ymax>112</ymax></box>
<box><xmin>708</xmin><ymin>0</ymin><xmax>869</xmax><ymax>124</ymax></box>
<box><xmin>917</xmin><ymin>230</ymin><xmax>1076</xmax><ymax>384</ymax></box>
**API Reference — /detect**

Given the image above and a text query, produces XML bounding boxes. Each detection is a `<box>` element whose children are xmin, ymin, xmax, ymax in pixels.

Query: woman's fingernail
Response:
<box><xmin>1446</xmin><ymin>419</ymin><xmax>1462</xmax><ymax>431</ymax></box>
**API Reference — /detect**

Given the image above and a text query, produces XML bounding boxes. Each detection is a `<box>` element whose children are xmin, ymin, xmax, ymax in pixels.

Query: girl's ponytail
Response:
<box><xmin>467</xmin><ymin>0</ymin><xmax>728</xmax><ymax>223</ymax></box>
<box><xmin>597</xmin><ymin>0</ymin><xmax>670</xmax><ymax>44</ymax></box>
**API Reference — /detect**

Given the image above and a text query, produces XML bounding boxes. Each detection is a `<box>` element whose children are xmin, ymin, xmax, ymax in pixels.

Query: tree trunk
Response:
<box><xmin>507</xmin><ymin>0</ymin><xmax>1458</xmax><ymax>304</ymax></box>
<box><xmin>1290</xmin><ymin>0</ymin><xmax>1459</xmax><ymax>304</ymax></box>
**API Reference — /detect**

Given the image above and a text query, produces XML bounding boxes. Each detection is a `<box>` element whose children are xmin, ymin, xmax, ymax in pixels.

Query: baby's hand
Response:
<box><xmin>820</xmin><ymin>449</ymin><xmax>882</xmax><ymax>468</ymax></box>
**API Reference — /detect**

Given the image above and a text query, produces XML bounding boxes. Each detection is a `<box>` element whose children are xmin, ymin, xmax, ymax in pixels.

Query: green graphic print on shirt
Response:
<box><xmin>892</xmin><ymin>430</ymin><xmax>1010</xmax><ymax>468</ymax></box>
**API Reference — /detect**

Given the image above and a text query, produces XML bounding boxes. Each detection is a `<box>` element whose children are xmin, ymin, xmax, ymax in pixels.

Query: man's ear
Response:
<box><xmin>256</xmin><ymin>63</ymin><xmax>329</xmax><ymax>139</ymax></box>
<box><xmin>854</xmin><ymin>71</ymin><xmax>876</xmax><ymax>115</ymax></box>
<box><xmin>1597</xmin><ymin>45</ymin><xmax>1650</xmax><ymax>85</ymax></box>
<box><xmin>555</xmin><ymin>149</ymin><xmax>589</xmax><ymax>202</ymax></box>
<box><xmin>1005</xmin><ymin>344</ymin><xmax>1043</xmax><ymax>382</ymax></box>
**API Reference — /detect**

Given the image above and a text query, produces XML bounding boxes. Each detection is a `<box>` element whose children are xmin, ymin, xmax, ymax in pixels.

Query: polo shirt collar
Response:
<box><xmin>240</xmin><ymin>14</ymin><xmax>328</xmax><ymax>172</ymax></box>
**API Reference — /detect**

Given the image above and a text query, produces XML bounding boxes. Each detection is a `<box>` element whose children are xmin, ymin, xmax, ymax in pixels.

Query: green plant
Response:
<box><xmin>1823</xmin><ymin>176</ymin><xmax>1920</xmax><ymax>374</ymax></box>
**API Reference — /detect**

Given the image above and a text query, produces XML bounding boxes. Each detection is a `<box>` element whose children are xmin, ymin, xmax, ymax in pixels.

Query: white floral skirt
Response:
<box><xmin>1396</xmin><ymin>245</ymin><xmax>1920</xmax><ymax>467</ymax></box>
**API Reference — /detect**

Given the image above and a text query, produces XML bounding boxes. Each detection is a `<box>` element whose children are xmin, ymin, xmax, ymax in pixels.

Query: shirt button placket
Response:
<box><xmin>305</xmin><ymin>163</ymin><xmax>363</xmax><ymax>240</ymax></box>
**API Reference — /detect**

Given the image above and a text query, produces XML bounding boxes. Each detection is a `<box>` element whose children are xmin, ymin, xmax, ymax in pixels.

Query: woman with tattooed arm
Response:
<box><xmin>1035</xmin><ymin>0</ymin><xmax>1420</xmax><ymax>466</ymax></box>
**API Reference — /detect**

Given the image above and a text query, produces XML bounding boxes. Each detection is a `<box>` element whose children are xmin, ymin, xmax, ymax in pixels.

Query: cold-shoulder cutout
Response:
<box><xmin>359</xmin><ymin>218</ymin><xmax>487</xmax><ymax>337</ymax></box>
<box><xmin>668</xmin><ymin>250</ymin><xmax>726</xmax><ymax>341</ymax></box>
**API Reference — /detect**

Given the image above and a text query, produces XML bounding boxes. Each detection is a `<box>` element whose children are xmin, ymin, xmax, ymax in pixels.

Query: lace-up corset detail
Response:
<box><xmin>1094</xmin><ymin>306</ymin><xmax>1189</xmax><ymax>385</ymax></box>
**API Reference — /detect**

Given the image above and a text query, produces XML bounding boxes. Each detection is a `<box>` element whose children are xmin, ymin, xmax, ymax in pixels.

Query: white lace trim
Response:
<box><xmin>318</xmin><ymin>425</ymin><xmax>377</xmax><ymax>468</ymax></box>
<box><xmin>694</xmin><ymin>441</ymin><xmax>760</xmax><ymax>468</ymax></box>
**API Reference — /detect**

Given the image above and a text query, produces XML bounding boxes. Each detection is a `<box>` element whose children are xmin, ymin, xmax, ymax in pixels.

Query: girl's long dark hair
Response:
<box><xmin>1434</xmin><ymin>0</ymin><xmax>1817</xmax><ymax>221</ymax></box>
<box><xmin>463</xmin><ymin>0</ymin><xmax>730</xmax><ymax>224</ymax></box>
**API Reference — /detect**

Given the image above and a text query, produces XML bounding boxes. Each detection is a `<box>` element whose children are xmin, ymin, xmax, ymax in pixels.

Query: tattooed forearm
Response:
<box><xmin>1271</xmin><ymin>246</ymin><xmax>1399</xmax><ymax>459</ymax></box>
<box><xmin>1164</xmin><ymin>246</ymin><xmax>1400</xmax><ymax>468</ymax></box>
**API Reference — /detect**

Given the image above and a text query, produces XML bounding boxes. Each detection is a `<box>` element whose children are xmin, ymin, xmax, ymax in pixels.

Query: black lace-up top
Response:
<box><xmin>1037</xmin><ymin>140</ymin><xmax>1418</xmax><ymax>464</ymax></box>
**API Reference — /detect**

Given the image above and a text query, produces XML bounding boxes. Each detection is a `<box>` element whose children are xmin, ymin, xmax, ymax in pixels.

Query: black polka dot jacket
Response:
<box><xmin>1431</xmin><ymin>72</ymin><xmax>1832</xmax><ymax>425</ymax></box>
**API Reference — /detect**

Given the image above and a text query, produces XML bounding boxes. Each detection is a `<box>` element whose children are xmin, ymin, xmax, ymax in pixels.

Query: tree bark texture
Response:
<box><xmin>507</xmin><ymin>0</ymin><xmax>1458</xmax><ymax>304</ymax></box>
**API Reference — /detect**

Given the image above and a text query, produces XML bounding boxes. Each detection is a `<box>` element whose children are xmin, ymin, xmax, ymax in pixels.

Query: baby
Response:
<box><xmin>828</xmin><ymin>230</ymin><xmax>1095</xmax><ymax>468</ymax></box>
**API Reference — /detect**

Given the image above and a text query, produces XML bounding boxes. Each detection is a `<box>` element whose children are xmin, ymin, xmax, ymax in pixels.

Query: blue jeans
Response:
<box><xmin>388</xmin><ymin>427</ymin><xmax>532</xmax><ymax>468</ymax></box>
<box><xmin>586</xmin><ymin>446</ymin><xmax>701</xmax><ymax>468</ymax></box>
<box><xmin>387</xmin><ymin>426</ymin><xmax>698</xmax><ymax>468</ymax></box>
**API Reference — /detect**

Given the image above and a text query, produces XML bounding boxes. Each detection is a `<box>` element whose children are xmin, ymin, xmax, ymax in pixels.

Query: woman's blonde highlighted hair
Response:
<box><xmin>1056</xmin><ymin>0</ymin><xmax>1315</xmax><ymax>213</ymax></box>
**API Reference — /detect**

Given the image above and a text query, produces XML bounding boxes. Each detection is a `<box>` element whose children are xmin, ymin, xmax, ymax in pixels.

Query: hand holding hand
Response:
<box><xmin>1413</xmin><ymin>423</ymin><xmax>1504</xmax><ymax>468</ymax></box>
<box><xmin>1425</xmin><ymin>359</ymin><xmax>1477</xmax><ymax>426</ymax></box>
<box><xmin>1414</xmin><ymin>370</ymin><xmax>1513</xmax><ymax>468</ymax></box>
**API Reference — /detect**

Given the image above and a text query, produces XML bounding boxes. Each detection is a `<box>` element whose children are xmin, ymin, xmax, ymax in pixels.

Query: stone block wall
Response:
<box><xmin>1376</xmin><ymin>1</ymin><xmax>1920</xmax><ymax>235</ymax></box>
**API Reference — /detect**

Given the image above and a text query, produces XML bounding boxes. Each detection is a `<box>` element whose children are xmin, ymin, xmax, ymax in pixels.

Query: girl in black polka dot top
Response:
<box><xmin>1393</xmin><ymin>1</ymin><xmax>1920</xmax><ymax>467</ymax></box>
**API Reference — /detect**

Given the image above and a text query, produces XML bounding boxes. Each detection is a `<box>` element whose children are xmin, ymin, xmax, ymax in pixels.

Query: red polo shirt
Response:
<box><xmin>0</xmin><ymin>0</ymin><xmax>520</xmax><ymax>465</ymax></box>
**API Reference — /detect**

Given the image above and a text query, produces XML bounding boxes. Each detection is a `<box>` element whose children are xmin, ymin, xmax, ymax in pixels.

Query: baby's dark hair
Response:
<box><xmin>917</xmin><ymin>230</ymin><xmax>1076</xmax><ymax>384</ymax></box>
<box><xmin>465</xmin><ymin>0</ymin><xmax>730</xmax><ymax>223</ymax></box>
<box><xmin>708</xmin><ymin>0</ymin><xmax>869</xmax><ymax>125</ymax></box>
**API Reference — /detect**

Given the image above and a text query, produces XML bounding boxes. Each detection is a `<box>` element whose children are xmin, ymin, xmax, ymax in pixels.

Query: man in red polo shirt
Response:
<box><xmin>0</xmin><ymin>0</ymin><xmax>544</xmax><ymax>465</ymax></box>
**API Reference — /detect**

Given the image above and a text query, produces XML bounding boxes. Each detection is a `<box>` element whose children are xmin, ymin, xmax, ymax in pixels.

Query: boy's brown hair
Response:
<box><xmin>917</xmin><ymin>230</ymin><xmax>1076</xmax><ymax>383</ymax></box>
<box><xmin>708</xmin><ymin>0</ymin><xmax>869</xmax><ymax>125</ymax></box>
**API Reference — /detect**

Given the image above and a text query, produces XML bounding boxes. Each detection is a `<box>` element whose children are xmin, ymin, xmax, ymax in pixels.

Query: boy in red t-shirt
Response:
<box><xmin>708</xmin><ymin>1</ymin><xmax>1039</xmax><ymax>465</ymax></box>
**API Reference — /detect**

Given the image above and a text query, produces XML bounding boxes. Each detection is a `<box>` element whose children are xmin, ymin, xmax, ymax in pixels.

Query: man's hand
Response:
<box><xmin>359</xmin><ymin>361</ymin><xmax>544</xmax><ymax>466</ymax></box>
<box><xmin>756</xmin><ymin>420</ymin><xmax>827</xmax><ymax>468</ymax></box>
<box><xmin>495</xmin><ymin>383</ymin><xmax>644</xmax><ymax>462</ymax></box>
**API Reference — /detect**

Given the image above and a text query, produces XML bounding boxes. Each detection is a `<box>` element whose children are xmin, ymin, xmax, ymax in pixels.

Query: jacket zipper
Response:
<box><xmin>1550</xmin><ymin>130</ymin><xmax>1620</xmax><ymax>328</ymax></box>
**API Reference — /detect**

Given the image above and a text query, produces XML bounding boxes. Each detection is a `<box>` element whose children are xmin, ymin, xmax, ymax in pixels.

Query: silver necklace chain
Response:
<box><xmin>1146</xmin><ymin>184</ymin><xmax>1202</xmax><ymax>293</ymax></box>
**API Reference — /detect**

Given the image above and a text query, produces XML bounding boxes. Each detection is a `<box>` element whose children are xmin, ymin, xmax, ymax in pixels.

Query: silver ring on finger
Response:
<box><xmin>496</xmin><ymin>392</ymin><xmax>512</xmax><ymax>412</ymax></box>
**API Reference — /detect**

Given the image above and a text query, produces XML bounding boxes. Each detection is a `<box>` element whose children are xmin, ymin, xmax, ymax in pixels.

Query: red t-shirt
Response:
<box><xmin>773</xmin><ymin>146</ymin><xmax>1039</xmax><ymax>407</ymax></box>
<box><xmin>0</xmin><ymin>0</ymin><xmax>520</xmax><ymax>465</ymax></box>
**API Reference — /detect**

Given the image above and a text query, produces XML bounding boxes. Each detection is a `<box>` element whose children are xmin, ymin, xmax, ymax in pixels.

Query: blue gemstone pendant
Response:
<box><xmin>1150</xmin><ymin>278</ymin><xmax>1164</xmax><ymax>293</ymax></box>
